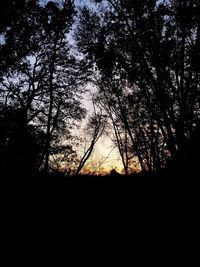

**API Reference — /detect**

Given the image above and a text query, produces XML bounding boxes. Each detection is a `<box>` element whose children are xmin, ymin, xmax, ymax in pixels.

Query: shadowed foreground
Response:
<box><xmin>1</xmin><ymin>164</ymin><xmax>198</xmax><ymax>209</ymax></box>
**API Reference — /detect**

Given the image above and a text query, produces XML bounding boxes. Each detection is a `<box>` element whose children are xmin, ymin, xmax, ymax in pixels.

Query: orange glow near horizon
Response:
<box><xmin>80</xmin><ymin>136</ymin><xmax>141</xmax><ymax>175</ymax></box>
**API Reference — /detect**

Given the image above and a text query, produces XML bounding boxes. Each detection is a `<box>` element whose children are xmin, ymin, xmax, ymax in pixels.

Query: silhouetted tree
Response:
<box><xmin>76</xmin><ymin>0</ymin><xmax>200</xmax><ymax>172</ymax></box>
<box><xmin>0</xmin><ymin>0</ymin><xmax>87</xmax><ymax>174</ymax></box>
<box><xmin>0</xmin><ymin>106</ymin><xmax>46</xmax><ymax>176</ymax></box>
<box><xmin>76</xmin><ymin>103</ymin><xmax>106</xmax><ymax>175</ymax></box>
<box><xmin>0</xmin><ymin>0</ymin><xmax>39</xmax><ymax>74</ymax></box>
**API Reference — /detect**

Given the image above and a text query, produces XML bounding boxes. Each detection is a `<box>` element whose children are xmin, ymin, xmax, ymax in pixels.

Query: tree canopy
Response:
<box><xmin>76</xmin><ymin>0</ymin><xmax>200</xmax><ymax>172</ymax></box>
<box><xmin>0</xmin><ymin>0</ymin><xmax>200</xmax><ymax>177</ymax></box>
<box><xmin>0</xmin><ymin>0</ymin><xmax>86</xmax><ymax>175</ymax></box>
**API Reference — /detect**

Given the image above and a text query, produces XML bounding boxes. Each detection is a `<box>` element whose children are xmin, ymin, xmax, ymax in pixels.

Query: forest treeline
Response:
<box><xmin>0</xmin><ymin>0</ymin><xmax>200</xmax><ymax>179</ymax></box>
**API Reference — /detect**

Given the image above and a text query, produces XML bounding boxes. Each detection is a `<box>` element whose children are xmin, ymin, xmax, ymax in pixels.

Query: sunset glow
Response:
<box><xmin>1</xmin><ymin>0</ymin><xmax>199</xmax><ymax>185</ymax></box>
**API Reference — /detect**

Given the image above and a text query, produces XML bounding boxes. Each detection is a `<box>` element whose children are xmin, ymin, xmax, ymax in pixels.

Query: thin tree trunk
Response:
<box><xmin>44</xmin><ymin>36</ymin><xmax>58</xmax><ymax>173</ymax></box>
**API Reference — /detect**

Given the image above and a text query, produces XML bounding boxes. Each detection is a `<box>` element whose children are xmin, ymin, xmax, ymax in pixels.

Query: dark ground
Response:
<box><xmin>1</xmin><ymin>167</ymin><xmax>198</xmax><ymax>209</ymax></box>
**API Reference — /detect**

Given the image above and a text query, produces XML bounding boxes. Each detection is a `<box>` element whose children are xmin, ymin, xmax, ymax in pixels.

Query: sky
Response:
<box><xmin>0</xmin><ymin>0</ymin><xmax>122</xmax><ymax>174</ymax></box>
<box><xmin>75</xmin><ymin>83</ymin><xmax>124</xmax><ymax>174</ymax></box>
<box><xmin>39</xmin><ymin>0</ymin><xmax>95</xmax><ymax>8</ymax></box>
<box><xmin>58</xmin><ymin>0</ymin><xmax>125</xmax><ymax>173</ymax></box>
<box><xmin>22</xmin><ymin>0</ymin><xmax>126</xmax><ymax>174</ymax></box>
<box><xmin>66</xmin><ymin>0</ymin><xmax>125</xmax><ymax>174</ymax></box>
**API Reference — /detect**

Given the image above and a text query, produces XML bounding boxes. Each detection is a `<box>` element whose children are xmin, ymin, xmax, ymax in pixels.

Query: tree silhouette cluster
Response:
<box><xmin>0</xmin><ymin>0</ymin><xmax>200</xmax><ymax>179</ymax></box>
<box><xmin>76</xmin><ymin>0</ymin><xmax>200</xmax><ymax>174</ymax></box>
<box><xmin>0</xmin><ymin>0</ymin><xmax>86</xmax><ymax>177</ymax></box>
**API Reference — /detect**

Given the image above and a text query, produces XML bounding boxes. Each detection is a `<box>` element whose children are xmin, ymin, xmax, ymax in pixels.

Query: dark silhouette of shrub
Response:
<box><xmin>0</xmin><ymin>107</ymin><xmax>46</xmax><ymax>178</ymax></box>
